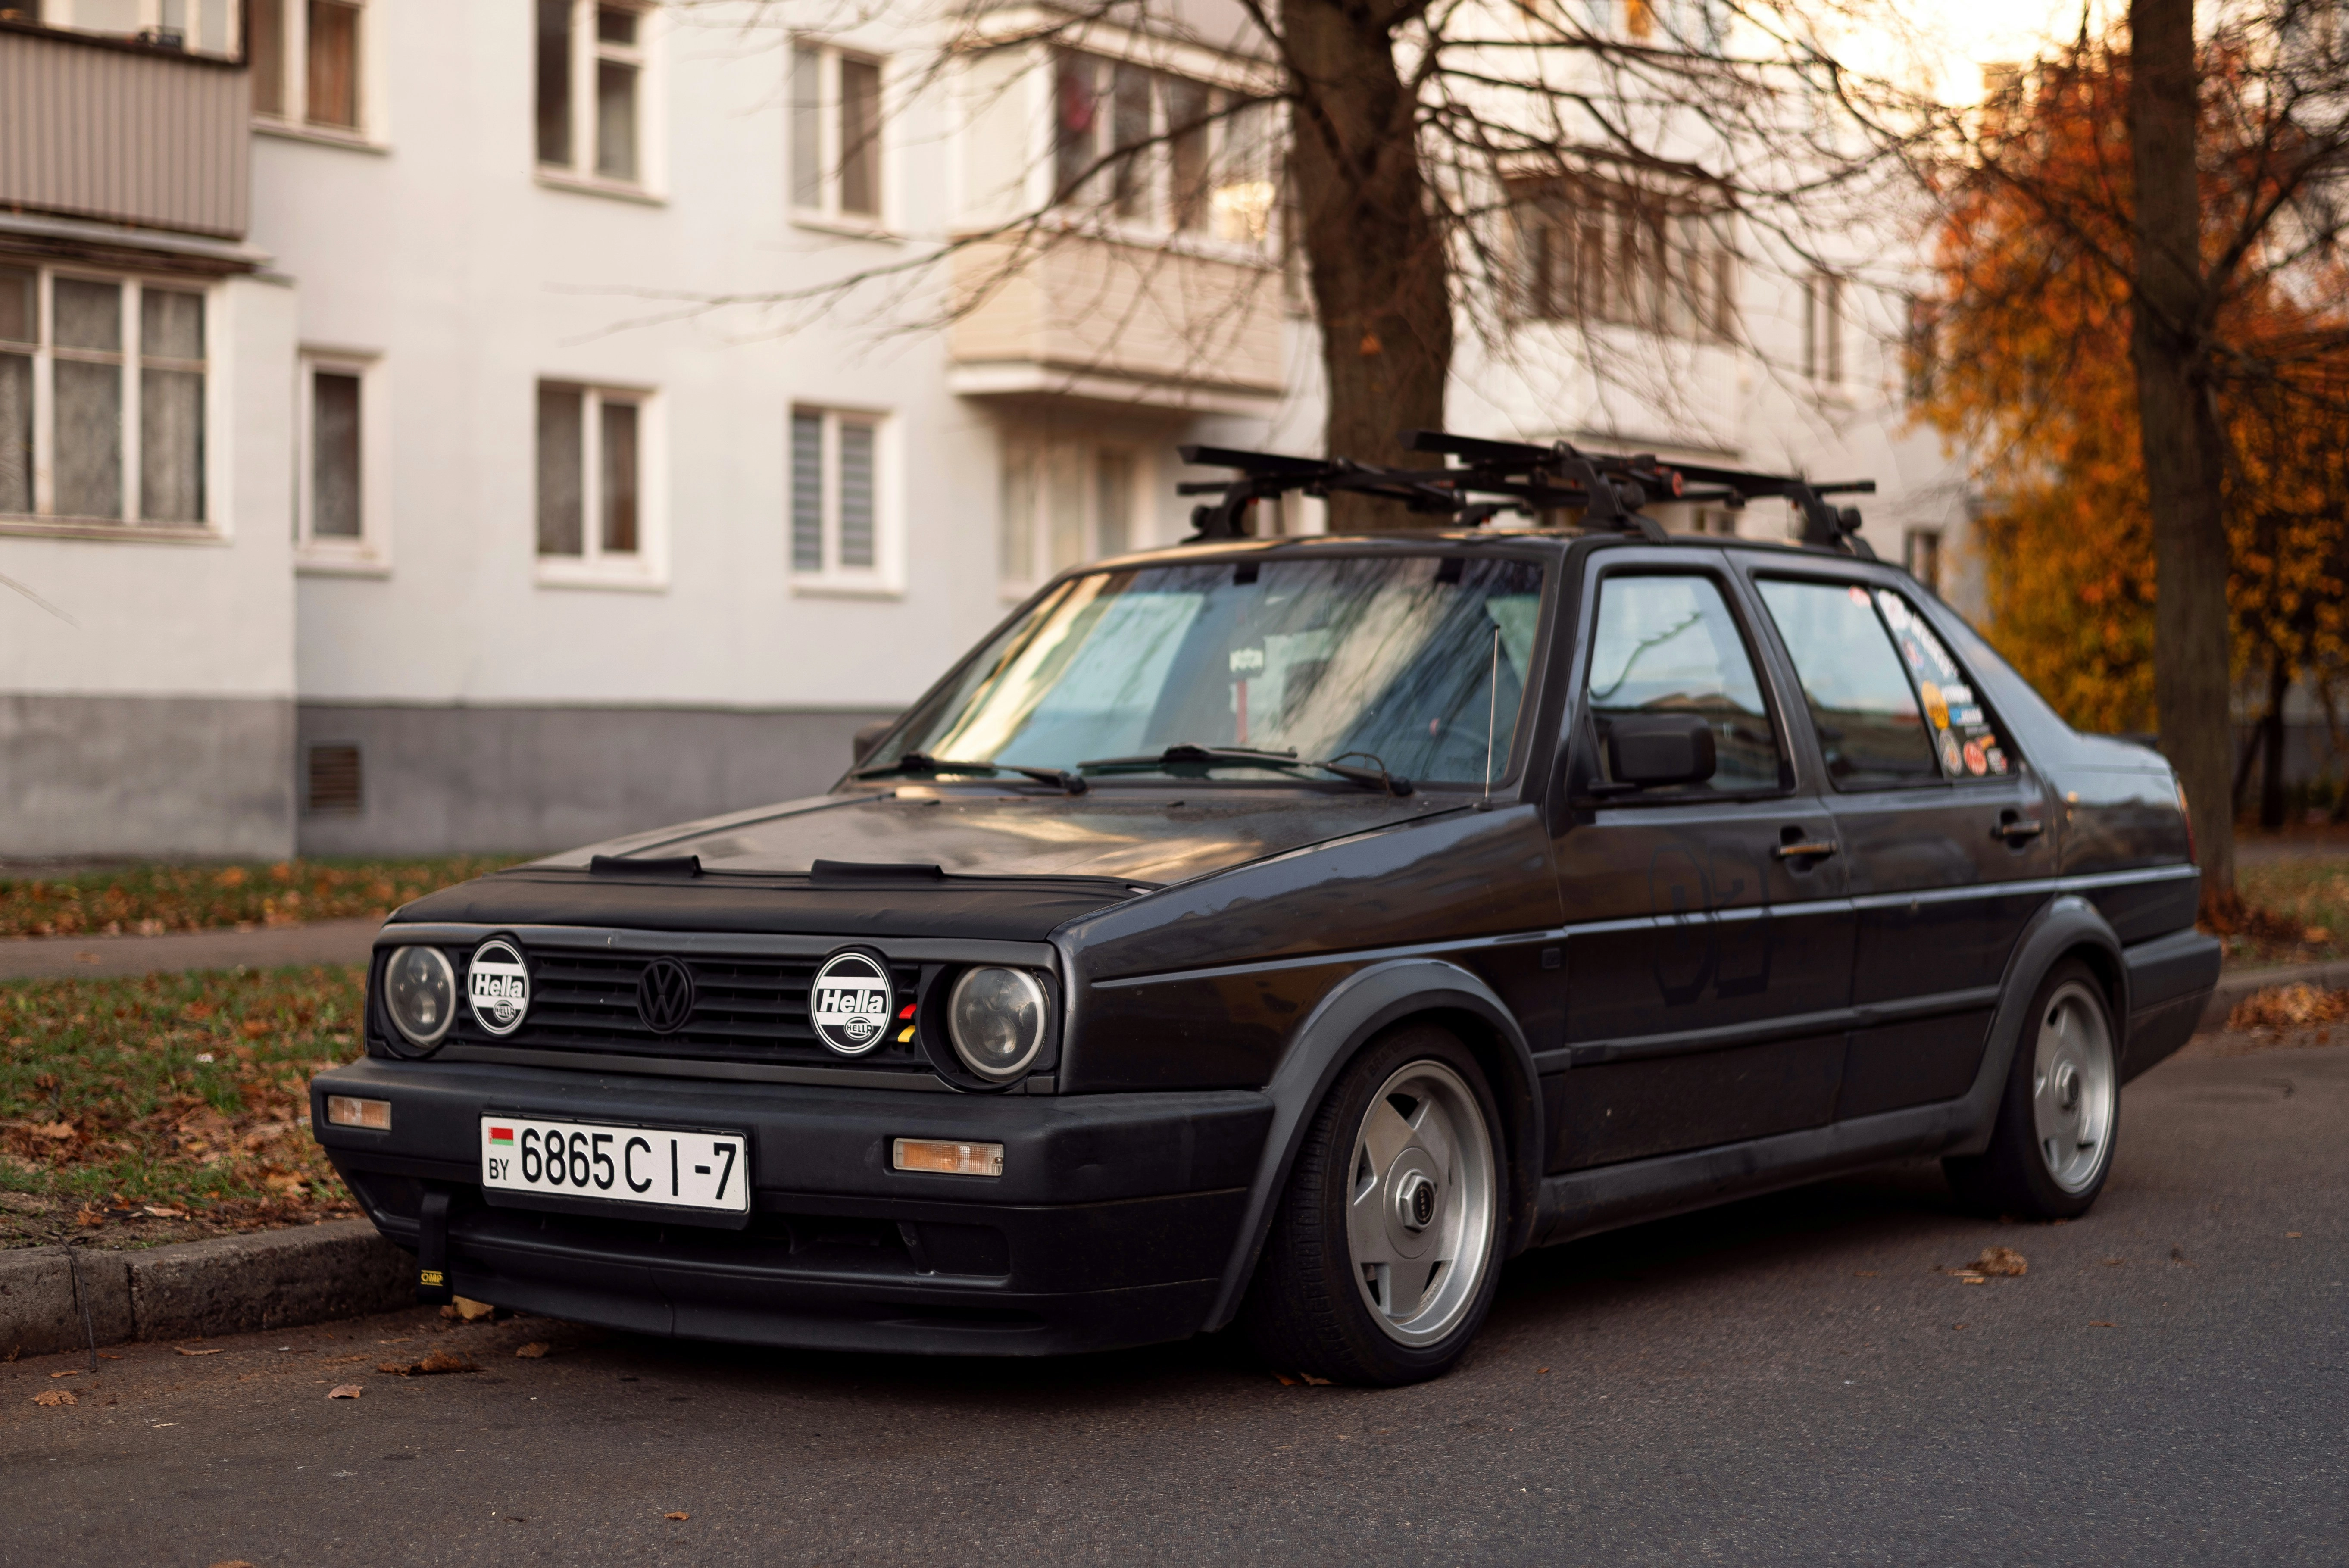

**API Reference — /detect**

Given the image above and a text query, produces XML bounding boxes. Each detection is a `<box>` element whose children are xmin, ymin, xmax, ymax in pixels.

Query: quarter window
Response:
<box><xmin>0</xmin><ymin>265</ymin><xmax>206</xmax><ymax>528</ymax></box>
<box><xmin>1584</xmin><ymin>575</ymin><xmax>1783</xmax><ymax>794</ymax></box>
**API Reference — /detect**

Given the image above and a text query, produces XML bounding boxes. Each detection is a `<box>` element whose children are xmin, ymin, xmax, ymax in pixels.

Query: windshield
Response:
<box><xmin>870</xmin><ymin>555</ymin><xmax>1549</xmax><ymax>786</ymax></box>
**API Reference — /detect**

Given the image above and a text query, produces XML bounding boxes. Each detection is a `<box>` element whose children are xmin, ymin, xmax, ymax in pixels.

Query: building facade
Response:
<box><xmin>0</xmin><ymin>0</ymin><xmax>1970</xmax><ymax>863</ymax></box>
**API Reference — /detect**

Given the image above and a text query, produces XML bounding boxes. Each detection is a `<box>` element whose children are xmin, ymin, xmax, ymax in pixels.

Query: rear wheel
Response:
<box><xmin>1241</xmin><ymin>1026</ymin><xmax>1504</xmax><ymax>1386</ymax></box>
<box><xmin>1944</xmin><ymin>959</ymin><xmax>2120</xmax><ymax>1220</ymax></box>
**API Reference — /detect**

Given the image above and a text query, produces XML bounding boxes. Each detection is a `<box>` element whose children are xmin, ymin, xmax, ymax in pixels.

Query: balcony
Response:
<box><xmin>0</xmin><ymin>22</ymin><xmax>249</xmax><ymax>241</ymax></box>
<box><xmin>948</xmin><ymin>230</ymin><xmax>1287</xmax><ymax>415</ymax></box>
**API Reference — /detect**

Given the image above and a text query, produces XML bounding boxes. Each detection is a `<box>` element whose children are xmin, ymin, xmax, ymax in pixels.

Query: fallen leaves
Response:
<box><xmin>175</xmin><ymin>1345</ymin><xmax>225</xmax><ymax>1357</ymax></box>
<box><xmin>327</xmin><ymin>1384</ymin><xmax>363</xmax><ymax>1399</ymax></box>
<box><xmin>2227</xmin><ymin>982</ymin><xmax>2349</xmax><ymax>1032</ymax></box>
<box><xmin>442</xmin><ymin>1296</ymin><xmax>495</xmax><ymax>1322</ymax></box>
<box><xmin>1947</xmin><ymin>1246</ymin><xmax>2028</xmax><ymax>1282</ymax></box>
<box><xmin>515</xmin><ymin>1342</ymin><xmax>551</xmax><ymax>1359</ymax></box>
<box><xmin>48</xmin><ymin>1369</ymin><xmax>79</xmax><ymax>1378</ymax></box>
<box><xmin>33</xmin><ymin>1121</ymin><xmax>75</xmax><ymax>1142</ymax></box>
<box><xmin>2089</xmin><ymin>1321</ymin><xmax>2119</xmax><ymax>1328</ymax></box>
<box><xmin>665</xmin><ymin>1512</ymin><xmax>690</xmax><ymax>1522</ymax></box>
<box><xmin>142</xmin><ymin>1205</ymin><xmax>184</xmax><ymax>1219</ymax></box>
<box><xmin>377</xmin><ymin>1350</ymin><xmax>479</xmax><ymax>1377</ymax></box>
<box><xmin>32</xmin><ymin>1389</ymin><xmax>77</xmax><ymax>1407</ymax></box>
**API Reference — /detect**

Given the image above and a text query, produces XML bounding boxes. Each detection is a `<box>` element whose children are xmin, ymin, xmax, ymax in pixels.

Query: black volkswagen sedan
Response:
<box><xmin>312</xmin><ymin>503</ymin><xmax>2218</xmax><ymax>1385</ymax></box>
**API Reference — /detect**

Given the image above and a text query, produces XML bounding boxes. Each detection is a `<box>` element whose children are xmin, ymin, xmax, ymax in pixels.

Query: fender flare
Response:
<box><xmin>1946</xmin><ymin>893</ymin><xmax>2128</xmax><ymax>1158</ymax></box>
<box><xmin>1200</xmin><ymin>958</ymin><xmax>1543</xmax><ymax>1332</ymax></box>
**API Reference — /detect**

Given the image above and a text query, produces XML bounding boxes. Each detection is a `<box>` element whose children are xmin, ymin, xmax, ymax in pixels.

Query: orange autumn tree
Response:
<box><xmin>1917</xmin><ymin>41</ymin><xmax>2349</xmax><ymax>825</ymax></box>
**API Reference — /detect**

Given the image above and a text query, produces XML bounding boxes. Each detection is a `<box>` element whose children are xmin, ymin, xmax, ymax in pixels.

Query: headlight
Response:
<box><xmin>946</xmin><ymin>966</ymin><xmax>1048</xmax><ymax>1082</ymax></box>
<box><xmin>383</xmin><ymin>945</ymin><xmax>457</xmax><ymax>1049</ymax></box>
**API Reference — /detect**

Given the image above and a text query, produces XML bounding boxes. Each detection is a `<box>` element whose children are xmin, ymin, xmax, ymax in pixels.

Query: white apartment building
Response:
<box><xmin>0</xmin><ymin>0</ymin><xmax>1965</xmax><ymax>862</ymax></box>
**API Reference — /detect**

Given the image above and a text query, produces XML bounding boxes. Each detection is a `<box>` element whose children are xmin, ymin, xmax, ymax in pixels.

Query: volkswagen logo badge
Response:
<box><xmin>636</xmin><ymin>956</ymin><xmax>697</xmax><ymax>1035</ymax></box>
<box><xmin>808</xmin><ymin>949</ymin><xmax>893</xmax><ymax>1056</ymax></box>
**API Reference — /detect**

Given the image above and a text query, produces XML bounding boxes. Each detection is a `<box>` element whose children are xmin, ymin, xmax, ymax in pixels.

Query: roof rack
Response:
<box><xmin>1176</xmin><ymin>431</ymin><xmax>1878</xmax><ymax>557</ymax></box>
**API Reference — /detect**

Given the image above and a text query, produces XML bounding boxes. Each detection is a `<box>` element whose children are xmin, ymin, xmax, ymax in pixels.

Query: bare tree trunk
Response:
<box><xmin>2260</xmin><ymin>651</ymin><xmax>2290</xmax><ymax>830</ymax></box>
<box><xmin>1285</xmin><ymin>0</ymin><xmax>1451</xmax><ymax>532</ymax></box>
<box><xmin>2128</xmin><ymin>0</ymin><xmax>2236</xmax><ymax>911</ymax></box>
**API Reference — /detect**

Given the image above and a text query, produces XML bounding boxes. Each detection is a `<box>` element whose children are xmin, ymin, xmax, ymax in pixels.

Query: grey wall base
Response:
<box><xmin>0</xmin><ymin>693</ymin><xmax>295</xmax><ymax>862</ymax></box>
<box><xmin>296</xmin><ymin>703</ymin><xmax>896</xmax><ymax>856</ymax></box>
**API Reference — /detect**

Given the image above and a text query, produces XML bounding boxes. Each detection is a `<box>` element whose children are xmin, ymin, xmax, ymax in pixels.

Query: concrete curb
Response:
<box><xmin>2202</xmin><ymin>959</ymin><xmax>2349</xmax><ymax>1029</ymax></box>
<box><xmin>0</xmin><ymin>1219</ymin><xmax>410</xmax><ymax>1358</ymax></box>
<box><xmin>0</xmin><ymin>918</ymin><xmax>379</xmax><ymax>981</ymax></box>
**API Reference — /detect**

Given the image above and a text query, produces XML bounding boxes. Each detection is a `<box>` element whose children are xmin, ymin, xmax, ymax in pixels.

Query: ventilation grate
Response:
<box><xmin>306</xmin><ymin>743</ymin><xmax>363</xmax><ymax>814</ymax></box>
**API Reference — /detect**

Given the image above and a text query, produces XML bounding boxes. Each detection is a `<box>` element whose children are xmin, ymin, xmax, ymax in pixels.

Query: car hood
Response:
<box><xmin>549</xmin><ymin>787</ymin><xmax>1456</xmax><ymax>884</ymax></box>
<box><xmin>387</xmin><ymin>788</ymin><xmax>1462</xmax><ymax>943</ymax></box>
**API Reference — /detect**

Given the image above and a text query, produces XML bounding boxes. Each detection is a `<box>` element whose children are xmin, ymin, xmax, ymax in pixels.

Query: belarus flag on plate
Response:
<box><xmin>488</xmin><ymin>1126</ymin><xmax>515</xmax><ymax>1145</ymax></box>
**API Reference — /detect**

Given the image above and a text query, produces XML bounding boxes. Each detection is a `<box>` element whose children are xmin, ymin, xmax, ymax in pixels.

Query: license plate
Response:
<box><xmin>480</xmin><ymin>1117</ymin><xmax>749</xmax><ymax>1215</ymax></box>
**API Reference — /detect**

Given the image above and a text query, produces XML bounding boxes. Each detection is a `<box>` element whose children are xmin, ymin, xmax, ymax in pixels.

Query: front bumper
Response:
<box><xmin>312</xmin><ymin>1058</ymin><xmax>1272</xmax><ymax>1356</ymax></box>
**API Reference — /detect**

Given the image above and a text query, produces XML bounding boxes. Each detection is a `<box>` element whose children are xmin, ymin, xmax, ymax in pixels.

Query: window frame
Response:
<box><xmin>791</xmin><ymin>41</ymin><xmax>890</xmax><ymax>232</ymax></box>
<box><xmin>1509</xmin><ymin>173</ymin><xmax>1737</xmax><ymax>343</ymax></box>
<box><xmin>788</xmin><ymin>404</ymin><xmax>900</xmax><ymax>596</ymax></box>
<box><xmin>1570</xmin><ymin>560</ymin><xmax>1798</xmax><ymax>806</ymax></box>
<box><xmin>247</xmin><ymin>0</ymin><xmax>384</xmax><ymax>148</ymax></box>
<box><xmin>1049</xmin><ymin>51</ymin><xmax>1279</xmax><ymax>257</ymax></box>
<box><xmin>1803</xmin><ymin>270</ymin><xmax>1846</xmax><ymax>387</ymax></box>
<box><xmin>1746</xmin><ymin>570</ymin><xmax>2027</xmax><ymax>792</ymax></box>
<box><xmin>0</xmin><ymin>263</ymin><xmax>222</xmax><ymax>539</ymax></box>
<box><xmin>295</xmin><ymin>348</ymin><xmax>388</xmax><ymax>573</ymax></box>
<box><xmin>535</xmin><ymin>0</ymin><xmax>662</xmax><ymax>200</ymax></box>
<box><xmin>534</xmin><ymin>379</ymin><xmax>664</xmax><ymax>590</ymax></box>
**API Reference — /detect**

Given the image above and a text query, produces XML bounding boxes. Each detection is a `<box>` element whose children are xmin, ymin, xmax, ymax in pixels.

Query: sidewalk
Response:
<box><xmin>0</xmin><ymin>918</ymin><xmax>378</xmax><ymax>981</ymax></box>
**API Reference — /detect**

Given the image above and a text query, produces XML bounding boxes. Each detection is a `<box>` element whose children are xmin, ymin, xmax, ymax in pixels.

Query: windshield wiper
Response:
<box><xmin>855</xmin><ymin>752</ymin><xmax>1087</xmax><ymax>795</ymax></box>
<box><xmin>1076</xmin><ymin>743</ymin><xmax>1412</xmax><ymax>796</ymax></box>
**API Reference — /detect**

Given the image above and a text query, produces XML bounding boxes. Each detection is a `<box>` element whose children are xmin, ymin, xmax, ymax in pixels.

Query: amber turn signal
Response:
<box><xmin>892</xmin><ymin>1137</ymin><xmax>1003</xmax><ymax>1177</ymax></box>
<box><xmin>326</xmin><ymin>1095</ymin><xmax>392</xmax><ymax>1131</ymax></box>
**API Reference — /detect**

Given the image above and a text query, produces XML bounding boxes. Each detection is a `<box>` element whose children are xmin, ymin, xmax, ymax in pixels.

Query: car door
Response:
<box><xmin>1746</xmin><ymin>571</ymin><xmax>2058</xmax><ymax>1119</ymax></box>
<box><xmin>1547</xmin><ymin>553</ymin><xmax>1855</xmax><ymax>1171</ymax></box>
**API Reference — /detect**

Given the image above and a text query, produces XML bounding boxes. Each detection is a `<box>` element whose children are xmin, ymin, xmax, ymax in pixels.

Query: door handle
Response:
<box><xmin>1773</xmin><ymin>840</ymin><xmax>1837</xmax><ymax>860</ymax></box>
<box><xmin>1993</xmin><ymin>816</ymin><xmax>2045</xmax><ymax>843</ymax></box>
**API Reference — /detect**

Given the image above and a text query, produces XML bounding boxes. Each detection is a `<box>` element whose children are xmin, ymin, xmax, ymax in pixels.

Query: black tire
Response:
<box><xmin>1944</xmin><ymin>959</ymin><xmax>2122</xmax><ymax>1220</ymax></box>
<box><xmin>1240</xmin><ymin>1025</ymin><xmax>1506</xmax><ymax>1387</ymax></box>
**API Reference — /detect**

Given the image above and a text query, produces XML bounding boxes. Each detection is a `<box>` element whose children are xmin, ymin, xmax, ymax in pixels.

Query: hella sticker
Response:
<box><xmin>468</xmin><ymin>938</ymin><xmax>531</xmax><ymax>1036</ymax></box>
<box><xmin>809</xmin><ymin>950</ymin><xmax>893</xmax><ymax>1056</ymax></box>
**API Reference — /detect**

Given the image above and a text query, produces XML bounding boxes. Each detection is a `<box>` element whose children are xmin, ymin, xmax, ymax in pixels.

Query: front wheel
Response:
<box><xmin>1944</xmin><ymin>959</ymin><xmax>2121</xmax><ymax>1220</ymax></box>
<box><xmin>1240</xmin><ymin>1026</ymin><xmax>1505</xmax><ymax>1386</ymax></box>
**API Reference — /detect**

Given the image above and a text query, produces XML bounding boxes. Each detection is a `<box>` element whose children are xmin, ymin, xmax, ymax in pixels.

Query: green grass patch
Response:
<box><xmin>0</xmin><ymin>855</ymin><xmax>521</xmax><ymax>937</ymax></box>
<box><xmin>0</xmin><ymin>966</ymin><xmax>365</xmax><ymax>1228</ymax></box>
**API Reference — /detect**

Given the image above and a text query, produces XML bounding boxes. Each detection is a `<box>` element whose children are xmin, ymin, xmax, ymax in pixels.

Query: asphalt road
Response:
<box><xmin>7</xmin><ymin>1036</ymin><xmax>2343</xmax><ymax>1566</ymax></box>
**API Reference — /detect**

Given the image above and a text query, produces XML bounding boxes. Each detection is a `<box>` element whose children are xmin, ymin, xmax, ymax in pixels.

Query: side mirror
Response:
<box><xmin>851</xmin><ymin>718</ymin><xmax>897</xmax><ymax>766</ymax></box>
<box><xmin>1602</xmin><ymin>713</ymin><xmax>1717</xmax><ymax>790</ymax></box>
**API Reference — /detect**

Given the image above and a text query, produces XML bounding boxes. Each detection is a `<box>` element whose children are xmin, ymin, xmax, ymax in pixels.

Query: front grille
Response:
<box><xmin>449</xmin><ymin>945</ymin><xmax>928</xmax><ymax>1070</ymax></box>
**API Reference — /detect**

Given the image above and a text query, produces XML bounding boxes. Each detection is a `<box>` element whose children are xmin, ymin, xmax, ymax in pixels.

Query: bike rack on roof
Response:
<box><xmin>1176</xmin><ymin>430</ymin><xmax>1878</xmax><ymax>557</ymax></box>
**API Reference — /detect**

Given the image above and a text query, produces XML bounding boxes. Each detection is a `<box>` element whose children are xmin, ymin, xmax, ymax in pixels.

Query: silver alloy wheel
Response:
<box><xmin>1345</xmin><ymin>1059</ymin><xmax>1498</xmax><ymax>1347</ymax></box>
<box><xmin>2031</xmin><ymin>979</ymin><xmax>2117</xmax><ymax>1194</ymax></box>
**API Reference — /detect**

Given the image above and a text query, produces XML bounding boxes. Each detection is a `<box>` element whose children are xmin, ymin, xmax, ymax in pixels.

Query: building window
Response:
<box><xmin>1053</xmin><ymin>54</ymin><xmax>1275</xmax><ymax>244</ymax></box>
<box><xmin>34</xmin><ymin>0</ymin><xmax>242</xmax><ymax>57</ymax></box>
<box><xmin>294</xmin><ymin>353</ymin><xmax>383</xmax><ymax>561</ymax></box>
<box><xmin>1904</xmin><ymin>528</ymin><xmax>1943</xmax><ymax>593</ymax></box>
<box><xmin>791</xmin><ymin>44</ymin><xmax>884</xmax><ymax>222</ymax></box>
<box><xmin>1510</xmin><ymin>175</ymin><xmax>1734</xmax><ymax>341</ymax></box>
<box><xmin>248</xmin><ymin>0</ymin><xmax>365</xmax><ymax>134</ymax></box>
<box><xmin>1805</xmin><ymin>271</ymin><xmax>1844</xmax><ymax>384</ymax></box>
<box><xmin>0</xmin><ymin>265</ymin><xmax>206</xmax><ymax>528</ymax></box>
<box><xmin>1905</xmin><ymin>295</ymin><xmax>1940</xmax><ymax>404</ymax></box>
<box><xmin>791</xmin><ymin>407</ymin><xmax>893</xmax><ymax>584</ymax></box>
<box><xmin>538</xmin><ymin>1</ymin><xmax>648</xmax><ymax>187</ymax></box>
<box><xmin>999</xmin><ymin>436</ymin><xmax>1137</xmax><ymax>593</ymax></box>
<box><xmin>537</xmin><ymin>382</ymin><xmax>645</xmax><ymax>571</ymax></box>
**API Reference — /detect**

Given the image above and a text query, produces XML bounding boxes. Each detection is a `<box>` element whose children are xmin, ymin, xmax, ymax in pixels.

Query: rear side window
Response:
<box><xmin>1585</xmin><ymin>574</ymin><xmax>1784</xmax><ymax>794</ymax></box>
<box><xmin>1755</xmin><ymin>578</ymin><xmax>2015</xmax><ymax>788</ymax></box>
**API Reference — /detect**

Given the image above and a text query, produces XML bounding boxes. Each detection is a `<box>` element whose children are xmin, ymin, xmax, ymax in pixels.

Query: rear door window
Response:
<box><xmin>1754</xmin><ymin>578</ymin><xmax>2016</xmax><ymax>788</ymax></box>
